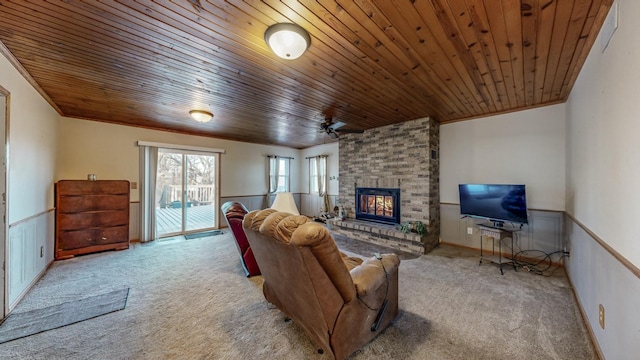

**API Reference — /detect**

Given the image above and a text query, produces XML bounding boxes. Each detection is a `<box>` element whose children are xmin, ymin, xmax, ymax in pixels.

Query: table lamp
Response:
<box><xmin>270</xmin><ymin>192</ymin><xmax>300</xmax><ymax>215</ymax></box>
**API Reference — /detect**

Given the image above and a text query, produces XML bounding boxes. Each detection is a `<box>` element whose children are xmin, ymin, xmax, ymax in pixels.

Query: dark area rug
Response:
<box><xmin>0</xmin><ymin>288</ymin><xmax>129</xmax><ymax>344</ymax></box>
<box><xmin>184</xmin><ymin>230</ymin><xmax>223</xmax><ymax>240</ymax></box>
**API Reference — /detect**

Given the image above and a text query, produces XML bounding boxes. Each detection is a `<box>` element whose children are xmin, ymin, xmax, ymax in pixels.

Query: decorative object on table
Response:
<box><xmin>87</xmin><ymin>174</ymin><xmax>96</xmax><ymax>181</ymax></box>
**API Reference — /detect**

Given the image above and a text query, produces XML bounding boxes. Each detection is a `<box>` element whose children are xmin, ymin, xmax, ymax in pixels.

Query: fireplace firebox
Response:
<box><xmin>355</xmin><ymin>187</ymin><xmax>401</xmax><ymax>224</ymax></box>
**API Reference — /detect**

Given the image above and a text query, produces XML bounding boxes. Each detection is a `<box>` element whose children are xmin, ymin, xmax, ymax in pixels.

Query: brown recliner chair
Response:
<box><xmin>221</xmin><ymin>201</ymin><xmax>260</xmax><ymax>276</ymax></box>
<box><xmin>242</xmin><ymin>209</ymin><xmax>400</xmax><ymax>360</ymax></box>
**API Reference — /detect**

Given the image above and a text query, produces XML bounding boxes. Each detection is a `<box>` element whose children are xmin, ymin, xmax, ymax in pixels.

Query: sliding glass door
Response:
<box><xmin>155</xmin><ymin>150</ymin><xmax>218</xmax><ymax>237</ymax></box>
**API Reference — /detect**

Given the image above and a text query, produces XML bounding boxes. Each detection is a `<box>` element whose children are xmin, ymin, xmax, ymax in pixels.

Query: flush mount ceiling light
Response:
<box><xmin>265</xmin><ymin>23</ymin><xmax>311</xmax><ymax>60</ymax></box>
<box><xmin>189</xmin><ymin>110</ymin><xmax>213</xmax><ymax>123</ymax></box>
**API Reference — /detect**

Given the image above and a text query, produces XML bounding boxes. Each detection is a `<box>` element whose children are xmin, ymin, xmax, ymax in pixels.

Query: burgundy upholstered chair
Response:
<box><xmin>221</xmin><ymin>201</ymin><xmax>261</xmax><ymax>276</ymax></box>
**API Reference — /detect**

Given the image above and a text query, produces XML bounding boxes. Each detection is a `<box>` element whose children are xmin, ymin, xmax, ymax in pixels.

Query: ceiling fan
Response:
<box><xmin>320</xmin><ymin>117</ymin><xmax>363</xmax><ymax>139</ymax></box>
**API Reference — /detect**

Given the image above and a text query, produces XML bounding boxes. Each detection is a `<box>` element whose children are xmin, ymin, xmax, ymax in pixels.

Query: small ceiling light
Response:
<box><xmin>189</xmin><ymin>110</ymin><xmax>213</xmax><ymax>123</ymax></box>
<box><xmin>265</xmin><ymin>23</ymin><xmax>311</xmax><ymax>60</ymax></box>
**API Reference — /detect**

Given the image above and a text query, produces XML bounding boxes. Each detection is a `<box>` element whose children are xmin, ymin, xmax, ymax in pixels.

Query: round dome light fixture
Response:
<box><xmin>265</xmin><ymin>23</ymin><xmax>311</xmax><ymax>60</ymax></box>
<box><xmin>189</xmin><ymin>110</ymin><xmax>213</xmax><ymax>123</ymax></box>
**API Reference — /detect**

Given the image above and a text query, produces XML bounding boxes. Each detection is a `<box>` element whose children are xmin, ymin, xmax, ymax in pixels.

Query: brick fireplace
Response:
<box><xmin>333</xmin><ymin>117</ymin><xmax>440</xmax><ymax>254</ymax></box>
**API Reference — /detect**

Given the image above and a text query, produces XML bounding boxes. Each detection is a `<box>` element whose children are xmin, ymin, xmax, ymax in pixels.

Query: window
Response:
<box><xmin>310</xmin><ymin>157</ymin><xmax>319</xmax><ymax>194</ymax></box>
<box><xmin>309</xmin><ymin>156</ymin><xmax>327</xmax><ymax>195</ymax></box>
<box><xmin>269</xmin><ymin>157</ymin><xmax>290</xmax><ymax>193</ymax></box>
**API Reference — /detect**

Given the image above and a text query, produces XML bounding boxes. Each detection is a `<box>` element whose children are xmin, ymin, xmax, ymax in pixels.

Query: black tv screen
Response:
<box><xmin>458</xmin><ymin>184</ymin><xmax>528</xmax><ymax>224</ymax></box>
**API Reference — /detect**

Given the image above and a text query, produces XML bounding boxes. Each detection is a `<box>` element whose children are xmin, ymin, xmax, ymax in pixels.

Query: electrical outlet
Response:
<box><xmin>599</xmin><ymin>304</ymin><xmax>605</xmax><ymax>329</ymax></box>
<box><xmin>131</xmin><ymin>182</ymin><xmax>137</xmax><ymax>190</ymax></box>
<box><xmin>467</xmin><ymin>227</ymin><xmax>473</xmax><ymax>235</ymax></box>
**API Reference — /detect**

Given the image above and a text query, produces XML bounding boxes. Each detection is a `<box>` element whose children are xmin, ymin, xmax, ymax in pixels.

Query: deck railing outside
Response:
<box><xmin>158</xmin><ymin>184</ymin><xmax>215</xmax><ymax>208</ymax></box>
<box><xmin>155</xmin><ymin>184</ymin><xmax>216</xmax><ymax>236</ymax></box>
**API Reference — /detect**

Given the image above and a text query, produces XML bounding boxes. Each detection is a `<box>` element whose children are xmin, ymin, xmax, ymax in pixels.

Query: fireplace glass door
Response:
<box><xmin>356</xmin><ymin>188</ymin><xmax>401</xmax><ymax>224</ymax></box>
<box><xmin>361</xmin><ymin>195</ymin><xmax>394</xmax><ymax>217</ymax></box>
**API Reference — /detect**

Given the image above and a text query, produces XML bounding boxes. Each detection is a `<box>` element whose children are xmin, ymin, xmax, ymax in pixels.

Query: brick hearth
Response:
<box><xmin>329</xmin><ymin>219</ymin><xmax>424</xmax><ymax>255</ymax></box>
<box><xmin>338</xmin><ymin>117</ymin><xmax>440</xmax><ymax>254</ymax></box>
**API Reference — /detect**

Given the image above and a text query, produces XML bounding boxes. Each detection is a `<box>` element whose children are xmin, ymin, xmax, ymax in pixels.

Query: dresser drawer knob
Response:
<box><xmin>102</xmin><ymin>237</ymin><xmax>107</xmax><ymax>240</ymax></box>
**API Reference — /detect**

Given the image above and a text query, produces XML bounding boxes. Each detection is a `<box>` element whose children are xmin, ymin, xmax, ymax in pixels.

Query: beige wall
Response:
<box><xmin>56</xmin><ymin>117</ymin><xmax>300</xmax><ymax>201</ymax></box>
<box><xmin>565</xmin><ymin>1</ymin><xmax>640</xmax><ymax>358</ymax></box>
<box><xmin>2</xmin><ymin>49</ymin><xmax>60</xmax><ymax>309</ymax></box>
<box><xmin>440</xmin><ymin>103</ymin><xmax>566</xmax><ymax>211</ymax></box>
<box><xmin>566</xmin><ymin>0</ymin><xmax>640</xmax><ymax>268</ymax></box>
<box><xmin>0</xmin><ymin>52</ymin><xmax>59</xmax><ymax>224</ymax></box>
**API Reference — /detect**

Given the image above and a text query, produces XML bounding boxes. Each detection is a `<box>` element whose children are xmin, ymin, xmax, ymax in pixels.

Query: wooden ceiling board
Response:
<box><xmin>427</xmin><ymin>0</ymin><xmax>498</xmax><ymax>113</ymax></box>
<box><xmin>200</xmin><ymin>0</ymin><xmax>427</xmax><ymax>125</ymax></box>
<box><xmin>270</xmin><ymin>0</ymin><xmax>436</xmax><ymax>120</ymax></box>
<box><xmin>560</xmin><ymin>0</ymin><xmax>609</xmax><ymax>98</ymax></box>
<box><xmin>550</xmin><ymin>0</ymin><xmax>592</xmax><ymax>99</ymax></box>
<box><xmin>521</xmin><ymin>0</ymin><xmax>539</xmax><ymax>107</ymax></box>
<box><xmin>376</xmin><ymin>1</ymin><xmax>475</xmax><ymax>117</ymax></box>
<box><xmin>316</xmin><ymin>0</ymin><xmax>455</xmax><ymax>116</ymax></box>
<box><xmin>0</xmin><ymin>0</ymin><xmax>613</xmax><ymax>148</ymax></box>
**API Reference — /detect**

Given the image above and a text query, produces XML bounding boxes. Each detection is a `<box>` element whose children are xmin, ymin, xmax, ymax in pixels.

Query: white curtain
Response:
<box><xmin>316</xmin><ymin>155</ymin><xmax>330</xmax><ymax>212</ymax></box>
<box><xmin>139</xmin><ymin>145</ymin><xmax>158</xmax><ymax>242</ymax></box>
<box><xmin>267</xmin><ymin>156</ymin><xmax>280</xmax><ymax>206</ymax></box>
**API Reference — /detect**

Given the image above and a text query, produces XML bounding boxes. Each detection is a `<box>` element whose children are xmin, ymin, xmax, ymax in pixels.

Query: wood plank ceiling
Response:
<box><xmin>0</xmin><ymin>0</ymin><xmax>612</xmax><ymax>149</ymax></box>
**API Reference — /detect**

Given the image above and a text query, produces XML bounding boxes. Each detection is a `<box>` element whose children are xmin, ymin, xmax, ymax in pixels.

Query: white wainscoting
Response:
<box><xmin>129</xmin><ymin>202</ymin><xmax>139</xmax><ymax>241</ymax></box>
<box><xmin>219</xmin><ymin>194</ymin><xmax>309</xmax><ymax>222</ymax></box>
<box><xmin>564</xmin><ymin>214</ymin><xmax>640</xmax><ymax>360</ymax></box>
<box><xmin>440</xmin><ymin>203</ymin><xmax>564</xmax><ymax>255</ymax></box>
<box><xmin>300</xmin><ymin>193</ymin><xmax>338</xmax><ymax>217</ymax></box>
<box><xmin>165</xmin><ymin>194</ymin><xmax>339</xmax><ymax>229</ymax></box>
<box><xmin>222</xmin><ymin>195</ymin><xmax>271</xmax><ymax>211</ymax></box>
<box><xmin>300</xmin><ymin>193</ymin><xmax>321</xmax><ymax>216</ymax></box>
<box><xmin>7</xmin><ymin>210</ymin><xmax>55</xmax><ymax>310</ymax></box>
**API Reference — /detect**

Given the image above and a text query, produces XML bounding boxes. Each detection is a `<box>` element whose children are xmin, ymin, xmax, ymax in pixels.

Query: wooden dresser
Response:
<box><xmin>55</xmin><ymin>180</ymin><xmax>130</xmax><ymax>260</ymax></box>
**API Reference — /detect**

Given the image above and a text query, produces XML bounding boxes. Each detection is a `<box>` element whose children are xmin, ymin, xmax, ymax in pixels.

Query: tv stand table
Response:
<box><xmin>478</xmin><ymin>224</ymin><xmax>519</xmax><ymax>275</ymax></box>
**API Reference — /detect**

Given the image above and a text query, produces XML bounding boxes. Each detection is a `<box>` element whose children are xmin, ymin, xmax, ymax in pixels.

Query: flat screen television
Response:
<box><xmin>458</xmin><ymin>184</ymin><xmax>528</xmax><ymax>225</ymax></box>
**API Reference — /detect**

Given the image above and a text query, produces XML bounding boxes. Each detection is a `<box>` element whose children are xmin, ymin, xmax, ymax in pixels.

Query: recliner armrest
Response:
<box><xmin>350</xmin><ymin>254</ymin><xmax>400</xmax><ymax>297</ymax></box>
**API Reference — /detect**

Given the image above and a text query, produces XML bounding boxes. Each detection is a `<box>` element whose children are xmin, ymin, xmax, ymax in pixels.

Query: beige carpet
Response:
<box><xmin>0</xmin><ymin>232</ymin><xmax>596</xmax><ymax>359</ymax></box>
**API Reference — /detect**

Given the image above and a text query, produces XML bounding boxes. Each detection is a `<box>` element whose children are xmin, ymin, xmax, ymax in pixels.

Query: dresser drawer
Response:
<box><xmin>58</xmin><ymin>226</ymin><xmax>129</xmax><ymax>250</ymax></box>
<box><xmin>57</xmin><ymin>180</ymin><xmax>129</xmax><ymax>195</ymax></box>
<box><xmin>58</xmin><ymin>194</ymin><xmax>129</xmax><ymax>213</ymax></box>
<box><xmin>58</xmin><ymin>210</ymin><xmax>129</xmax><ymax>231</ymax></box>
